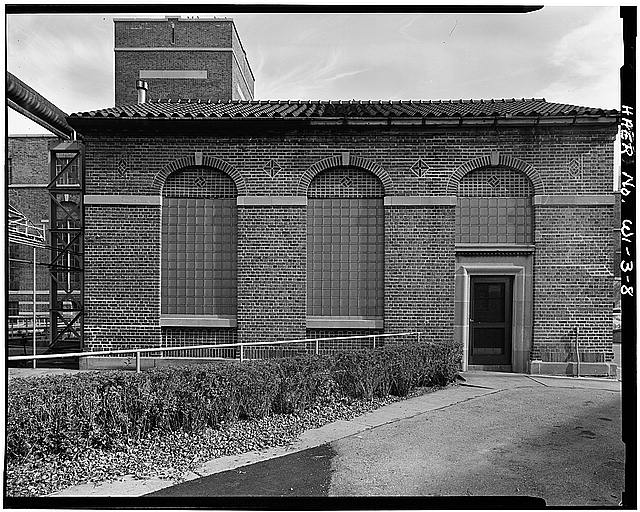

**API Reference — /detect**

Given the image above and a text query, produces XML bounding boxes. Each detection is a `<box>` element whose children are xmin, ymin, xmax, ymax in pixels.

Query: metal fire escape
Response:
<box><xmin>48</xmin><ymin>142</ymin><xmax>83</xmax><ymax>348</ymax></box>
<box><xmin>7</xmin><ymin>71</ymin><xmax>84</xmax><ymax>350</ymax></box>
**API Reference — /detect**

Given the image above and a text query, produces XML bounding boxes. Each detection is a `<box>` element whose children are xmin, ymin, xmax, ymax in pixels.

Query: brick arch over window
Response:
<box><xmin>446</xmin><ymin>154</ymin><xmax>544</xmax><ymax>195</ymax></box>
<box><xmin>161</xmin><ymin>166</ymin><xmax>238</xmax><ymax>317</ymax></box>
<box><xmin>456</xmin><ymin>166</ymin><xmax>535</xmax><ymax>245</ymax></box>
<box><xmin>307</xmin><ymin>167</ymin><xmax>384</xmax><ymax>319</ymax></box>
<box><xmin>153</xmin><ymin>156</ymin><xmax>247</xmax><ymax>195</ymax></box>
<box><xmin>297</xmin><ymin>155</ymin><xmax>394</xmax><ymax>196</ymax></box>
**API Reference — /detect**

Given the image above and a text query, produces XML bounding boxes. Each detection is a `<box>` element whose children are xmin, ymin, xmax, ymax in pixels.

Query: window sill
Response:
<box><xmin>455</xmin><ymin>244</ymin><xmax>535</xmax><ymax>254</ymax></box>
<box><xmin>306</xmin><ymin>316</ymin><xmax>383</xmax><ymax>329</ymax></box>
<box><xmin>160</xmin><ymin>315</ymin><xmax>236</xmax><ymax>328</ymax></box>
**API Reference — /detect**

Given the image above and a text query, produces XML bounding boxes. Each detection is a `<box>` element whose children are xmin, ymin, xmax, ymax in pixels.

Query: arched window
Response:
<box><xmin>161</xmin><ymin>166</ymin><xmax>237</xmax><ymax>317</ymax></box>
<box><xmin>456</xmin><ymin>166</ymin><xmax>534</xmax><ymax>244</ymax></box>
<box><xmin>307</xmin><ymin>168</ymin><xmax>384</xmax><ymax>318</ymax></box>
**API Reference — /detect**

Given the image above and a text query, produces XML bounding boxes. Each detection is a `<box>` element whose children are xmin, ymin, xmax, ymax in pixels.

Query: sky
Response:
<box><xmin>6</xmin><ymin>6</ymin><xmax>623</xmax><ymax>135</ymax></box>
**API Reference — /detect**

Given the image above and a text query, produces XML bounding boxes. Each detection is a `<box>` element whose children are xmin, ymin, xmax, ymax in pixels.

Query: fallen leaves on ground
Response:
<box><xmin>6</xmin><ymin>387</ymin><xmax>437</xmax><ymax>497</ymax></box>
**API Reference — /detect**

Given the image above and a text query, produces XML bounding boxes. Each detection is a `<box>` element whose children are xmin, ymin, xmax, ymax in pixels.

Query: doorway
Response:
<box><xmin>469</xmin><ymin>276</ymin><xmax>513</xmax><ymax>366</ymax></box>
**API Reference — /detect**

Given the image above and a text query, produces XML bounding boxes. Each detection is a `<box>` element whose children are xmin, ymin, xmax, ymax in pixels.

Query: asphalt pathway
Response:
<box><xmin>148</xmin><ymin>444</ymin><xmax>335</xmax><ymax>497</ymax></box>
<box><xmin>148</xmin><ymin>373</ymin><xmax>624</xmax><ymax>506</ymax></box>
<box><xmin>330</xmin><ymin>385</ymin><xmax>622</xmax><ymax>505</ymax></box>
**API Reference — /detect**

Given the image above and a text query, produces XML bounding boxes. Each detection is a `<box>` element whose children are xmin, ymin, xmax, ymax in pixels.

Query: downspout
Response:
<box><xmin>575</xmin><ymin>326</ymin><xmax>581</xmax><ymax>377</ymax></box>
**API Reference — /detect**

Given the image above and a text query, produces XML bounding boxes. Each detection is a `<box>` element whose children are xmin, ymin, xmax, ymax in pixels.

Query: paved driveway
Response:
<box><xmin>330</xmin><ymin>381</ymin><xmax>622</xmax><ymax>505</ymax></box>
<box><xmin>149</xmin><ymin>373</ymin><xmax>623</xmax><ymax>506</ymax></box>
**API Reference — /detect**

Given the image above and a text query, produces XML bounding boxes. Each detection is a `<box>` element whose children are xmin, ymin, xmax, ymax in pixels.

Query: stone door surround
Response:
<box><xmin>455</xmin><ymin>261</ymin><xmax>532</xmax><ymax>373</ymax></box>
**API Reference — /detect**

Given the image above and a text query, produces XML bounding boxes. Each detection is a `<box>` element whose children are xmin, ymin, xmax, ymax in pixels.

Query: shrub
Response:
<box><xmin>329</xmin><ymin>350</ymin><xmax>388</xmax><ymax>400</ymax></box>
<box><xmin>274</xmin><ymin>356</ymin><xmax>333</xmax><ymax>414</ymax></box>
<box><xmin>6</xmin><ymin>339</ymin><xmax>461</xmax><ymax>462</ymax></box>
<box><xmin>328</xmin><ymin>341</ymin><xmax>462</xmax><ymax>399</ymax></box>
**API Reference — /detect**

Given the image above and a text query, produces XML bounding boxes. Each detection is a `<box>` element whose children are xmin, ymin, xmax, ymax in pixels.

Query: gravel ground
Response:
<box><xmin>5</xmin><ymin>386</ymin><xmax>440</xmax><ymax>497</ymax></box>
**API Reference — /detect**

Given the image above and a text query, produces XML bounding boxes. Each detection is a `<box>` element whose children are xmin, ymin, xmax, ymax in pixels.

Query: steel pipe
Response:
<box><xmin>6</xmin><ymin>71</ymin><xmax>74</xmax><ymax>138</ymax></box>
<box><xmin>32</xmin><ymin>246</ymin><xmax>37</xmax><ymax>369</ymax></box>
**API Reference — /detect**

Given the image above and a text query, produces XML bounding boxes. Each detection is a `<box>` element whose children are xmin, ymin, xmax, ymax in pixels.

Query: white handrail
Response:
<box><xmin>7</xmin><ymin>331</ymin><xmax>421</xmax><ymax>362</ymax></box>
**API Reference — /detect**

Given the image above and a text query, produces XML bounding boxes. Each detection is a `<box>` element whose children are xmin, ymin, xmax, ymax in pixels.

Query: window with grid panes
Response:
<box><xmin>8</xmin><ymin>300</ymin><xmax>19</xmax><ymax>317</ymax></box>
<box><xmin>56</xmin><ymin>200</ymin><xmax>82</xmax><ymax>290</ymax></box>
<box><xmin>161</xmin><ymin>167</ymin><xmax>237</xmax><ymax>316</ymax></box>
<box><xmin>54</xmin><ymin>155</ymin><xmax>80</xmax><ymax>185</ymax></box>
<box><xmin>456</xmin><ymin>166</ymin><xmax>534</xmax><ymax>244</ymax></box>
<box><xmin>307</xmin><ymin>168</ymin><xmax>384</xmax><ymax>317</ymax></box>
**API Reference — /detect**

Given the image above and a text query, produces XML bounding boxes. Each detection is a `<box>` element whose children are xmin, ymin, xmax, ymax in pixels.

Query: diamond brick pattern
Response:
<box><xmin>308</xmin><ymin>168</ymin><xmax>384</xmax><ymax>198</ymax></box>
<box><xmin>116</xmin><ymin>159</ymin><xmax>128</xmax><ymax>177</ymax></box>
<box><xmin>163</xmin><ymin>167</ymin><xmax>237</xmax><ymax>198</ymax></box>
<box><xmin>194</xmin><ymin>175</ymin><xmax>206</xmax><ymax>188</ymax></box>
<box><xmin>568</xmin><ymin>158</ymin><xmax>582</xmax><ymax>178</ymax></box>
<box><xmin>459</xmin><ymin>167</ymin><xmax>533</xmax><ymax>197</ymax></box>
<box><xmin>340</xmin><ymin>175</ymin><xmax>354</xmax><ymax>187</ymax></box>
<box><xmin>263</xmin><ymin>159</ymin><xmax>282</xmax><ymax>179</ymax></box>
<box><xmin>410</xmin><ymin>158</ymin><xmax>430</xmax><ymax>178</ymax></box>
<box><xmin>457</xmin><ymin>167</ymin><xmax>534</xmax><ymax>244</ymax></box>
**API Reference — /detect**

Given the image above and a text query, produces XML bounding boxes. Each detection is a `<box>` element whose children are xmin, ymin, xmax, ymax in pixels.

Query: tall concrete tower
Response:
<box><xmin>114</xmin><ymin>16</ymin><xmax>255</xmax><ymax>105</ymax></box>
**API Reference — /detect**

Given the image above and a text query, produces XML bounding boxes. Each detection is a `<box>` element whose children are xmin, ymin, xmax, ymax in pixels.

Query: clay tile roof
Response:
<box><xmin>69</xmin><ymin>98</ymin><xmax>618</xmax><ymax>121</ymax></box>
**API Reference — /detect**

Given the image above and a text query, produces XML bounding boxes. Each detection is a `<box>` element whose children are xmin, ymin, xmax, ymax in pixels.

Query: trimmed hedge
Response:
<box><xmin>331</xmin><ymin>341</ymin><xmax>461</xmax><ymax>399</ymax></box>
<box><xmin>7</xmin><ymin>341</ymin><xmax>461</xmax><ymax>462</ymax></box>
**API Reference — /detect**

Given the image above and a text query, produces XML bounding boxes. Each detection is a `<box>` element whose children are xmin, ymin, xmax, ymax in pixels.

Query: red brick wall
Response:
<box><xmin>385</xmin><ymin>206</ymin><xmax>456</xmax><ymax>343</ymax></box>
<box><xmin>8</xmin><ymin>135</ymin><xmax>59</xmax><ymax>185</ymax></box>
<box><xmin>162</xmin><ymin>327</ymin><xmax>238</xmax><ymax>358</ymax></box>
<box><xmin>8</xmin><ymin>188</ymin><xmax>49</xmax><ymax>227</ymax></box>
<box><xmin>84</xmin><ymin>205</ymin><xmax>161</xmax><ymax>351</ymax></box>
<box><xmin>115</xmin><ymin>19</ymin><xmax>233</xmax><ymax>48</ymax></box>
<box><xmin>81</xmin><ymin>123</ymin><xmax>616</xmax><ymax>365</ymax></box>
<box><xmin>8</xmin><ymin>244</ymin><xmax>49</xmax><ymax>291</ymax></box>
<box><xmin>237</xmin><ymin>206</ymin><xmax>306</xmax><ymax>344</ymax></box>
<box><xmin>7</xmin><ymin>136</ymin><xmax>58</xmax><ymax>316</ymax></box>
<box><xmin>83</xmin><ymin>126</ymin><xmax>614</xmax><ymax>196</ymax></box>
<box><xmin>305</xmin><ymin>329</ymin><xmax>384</xmax><ymax>354</ymax></box>
<box><xmin>115</xmin><ymin>51</ymin><xmax>233</xmax><ymax>104</ymax></box>
<box><xmin>114</xmin><ymin>19</ymin><xmax>253</xmax><ymax>104</ymax></box>
<box><xmin>533</xmin><ymin>206</ymin><xmax>614</xmax><ymax>362</ymax></box>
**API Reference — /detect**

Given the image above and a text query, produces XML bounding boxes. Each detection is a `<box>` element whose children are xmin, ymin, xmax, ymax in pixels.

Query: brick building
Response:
<box><xmin>64</xmin><ymin>17</ymin><xmax>619</xmax><ymax>376</ymax></box>
<box><xmin>68</xmin><ymin>99</ymin><xmax>618</xmax><ymax>376</ymax></box>
<box><xmin>114</xmin><ymin>17</ymin><xmax>254</xmax><ymax>104</ymax></box>
<box><xmin>7</xmin><ymin>135</ymin><xmax>60</xmax><ymax>330</ymax></box>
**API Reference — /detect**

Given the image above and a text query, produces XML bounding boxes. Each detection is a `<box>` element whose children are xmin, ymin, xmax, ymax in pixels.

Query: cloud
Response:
<box><xmin>257</xmin><ymin>43</ymin><xmax>371</xmax><ymax>99</ymax></box>
<box><xmin>326</xmin><ymin>69</ymin><xmax>367</xmax><ymax>82</ymax></box>
<box><xmin>535</xmin><ymin>8</ymin><xmax>622</xmax><ymax>108</ymax></box>
<box><xmin>7</xmin><ymin>15</ymin><xmax>113</xmax><ymax>112</ymax></box>
<box><xmin>398</xmin><ymin>16</ymin><xmax>423</xmax><ymax>44</ymax></box>
<box><xmin>6</xmin><ymin>9</ymin><xmax>623</xmax><ymax>118</ymax></box>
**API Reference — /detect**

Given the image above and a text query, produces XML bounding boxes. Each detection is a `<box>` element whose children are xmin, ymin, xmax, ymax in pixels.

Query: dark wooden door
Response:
<box><xmin>469</xmin><ymin>276</ymin><xmax>513</xmax><ymax>365</ymax></box>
